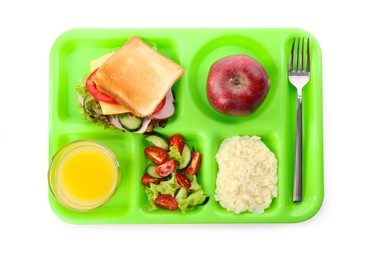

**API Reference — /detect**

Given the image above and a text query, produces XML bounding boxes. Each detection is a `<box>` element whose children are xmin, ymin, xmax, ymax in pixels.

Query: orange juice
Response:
<box><xmin>48</xmin><ymin>141</ymin><xmax>120</xmax><ymax>211</ymax></box>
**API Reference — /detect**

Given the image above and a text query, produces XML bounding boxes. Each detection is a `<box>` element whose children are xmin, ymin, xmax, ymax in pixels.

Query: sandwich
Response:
<box><xmin>75</xmin><ymin>36</ymin><xmax>184</xmax><ymax>133</ymax></box>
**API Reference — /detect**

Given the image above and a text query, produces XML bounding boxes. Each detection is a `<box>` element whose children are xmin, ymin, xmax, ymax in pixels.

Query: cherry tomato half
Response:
<box><xmin>175</xmin><ymin>173</ymin><xmax>191</xmax><ymax>192</ymax></box>
<box><xmin>86</xmin><ymin>69</ymin><xmax>118</xmax><ymax>104</ymax></box>
<box><xmin>141</xmin><ymin>174</ymin><xmax>161</xmax><ymax>186</ymax></box>
<box><xmin>144</xmin><ymin>146</ymin><xmax>167</xmax><ymax>165</ymax></box>
<box><xmin>185</xmin><ymin>152</ymin><xmax>202</xmax><ymax>175</ymax></box>
<box><xmin>155</xmin><ymin>159</ymin><xmax>176</xmax><ymax>177</ymax></box>
<box><xmin>155</xmin><ymin>194</ymin><xmax>178</xmax><ymax>210</ymax></box>
<box><xmin>168</xmin><ymin>135</ymin><xmax>185</xmax><ymax>154</ymax></box>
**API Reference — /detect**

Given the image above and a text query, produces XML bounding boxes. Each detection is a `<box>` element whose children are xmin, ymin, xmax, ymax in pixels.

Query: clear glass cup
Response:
<box><xmin>48</xmin><ymin>140</ymin><xmax>120</xmax><ymax>211</ymax></box>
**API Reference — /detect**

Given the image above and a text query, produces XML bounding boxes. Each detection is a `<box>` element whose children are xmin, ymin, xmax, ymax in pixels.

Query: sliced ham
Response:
<box><xmin>108</xmin><ymin>116</ymin><xmax>125</xmax><ymax>131</ymax></box>
<box><xmin>134</xmin><ymin>117</ymin><xmax>152</xmax><ymax>134</ymax></box>
<box><xmin>150</xmin><ymin>91</ymin><xmax>175</xmax><ymax>120</ymax></box>
<box><xmin>78</xmin><ymin>94</ymin><xmax>84</xmax><ymax>106</ymax></box>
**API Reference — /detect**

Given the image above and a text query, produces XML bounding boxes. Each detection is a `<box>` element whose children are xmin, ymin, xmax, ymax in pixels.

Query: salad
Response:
<box><xmin>141</xmin><ymin>132</ymin><xmax>208</xmax><ymax>213</ymax></box>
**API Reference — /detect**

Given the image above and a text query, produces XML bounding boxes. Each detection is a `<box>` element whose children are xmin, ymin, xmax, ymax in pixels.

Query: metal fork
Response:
<box><xmin>288</xmin><ymin>37</ymin><xmax>310</xmax><ymax>203</ymax></box>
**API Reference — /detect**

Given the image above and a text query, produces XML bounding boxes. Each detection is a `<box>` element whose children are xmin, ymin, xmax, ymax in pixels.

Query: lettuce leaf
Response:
<box><xmin>167</xmin><ymin>146</ymin><xmax>183</xmax><ymax>165</ymax></box>
<box><xmin>74</xmin><ymin>75</ymin><xmax>88</xmax><ymax>97</ymax></box>
<box><xmin>187</xmin><ymin>174</ymin><xmax>201</xmax><ymax>192</ymax></box>
<box><xmin>74</xmin><ymin>75</ymin><xmax>113</xmax><ymax>128</ymax></box>
<box><xmin>176</xmin><ymin>174</ymin><xmax>208</xmax><ymax>213</ymax></box>
<box><xmin>177</xmin><ymin>190</ymin><xmax>208</xmax><ymax>213</ymax></box>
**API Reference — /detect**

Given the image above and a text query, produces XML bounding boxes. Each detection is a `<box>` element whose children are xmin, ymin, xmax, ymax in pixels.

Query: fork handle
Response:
<box><xmin>293</xmin><ymin>96</ymin><xmax>302</xmax><ymax>202</ymax></box>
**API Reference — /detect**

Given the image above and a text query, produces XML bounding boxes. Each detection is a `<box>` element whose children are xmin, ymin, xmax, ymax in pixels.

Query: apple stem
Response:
<box><xmin>230</xmin><ymin>77</ymin><xmax>240</xmax><ymax>86</ymax></box>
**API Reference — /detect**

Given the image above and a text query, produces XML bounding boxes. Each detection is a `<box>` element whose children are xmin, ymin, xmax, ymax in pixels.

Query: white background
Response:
<box><xmin>1</xmin><ymin>0</ymin><xmax>379</xmax><ymax>259</ymax></box>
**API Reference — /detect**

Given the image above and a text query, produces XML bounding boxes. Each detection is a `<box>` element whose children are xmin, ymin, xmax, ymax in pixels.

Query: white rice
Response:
<box><xmin>214</xmin><ymin>136</ymin><xmax>278</xmax><ymax>214</ymax></box>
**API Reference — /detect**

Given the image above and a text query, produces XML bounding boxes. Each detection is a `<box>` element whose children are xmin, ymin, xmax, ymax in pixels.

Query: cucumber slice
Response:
<box><xmin>175</xmin><ymin>187</ymin><xmax>188</xmax><ymax>200</ymax></box>
<box><xmin>146</xmin><ymin>165</ymin><xmax>163</xmax><ymax>179</ymax></box>
<box><xmin>144</xmin><ymin>132</ymin><xmax>169</xmax><ymax>151</ymax></box>
<box><xmin>178</xmin><ymin>143</ymin><xmax>191</xmax><ymax>170</ymax></box>
<box><xmin>199</xmin><ymin>196</ymin><xmax>209</xmax><ymax>206</ymax></box>
<box><xmin>143</xmin><ymin>131</ymin><xmax>164</xmax><ymax>139</ymax></box>
<box><xmin>118</xmin><ymin>113</ymin><xmax>142</xmax><ymax>132</ymax></box>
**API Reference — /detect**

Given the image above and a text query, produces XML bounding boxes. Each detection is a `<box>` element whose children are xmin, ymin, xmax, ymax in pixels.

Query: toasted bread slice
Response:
<box><xmin>94</xmin><ymin>36</ymin><xmax>183</xmax><ymax>117</ymax></box>
<box><xmin>90</xmin><ymin>52</ymin><xmax>131</xmax><ymax>115</ymax></box>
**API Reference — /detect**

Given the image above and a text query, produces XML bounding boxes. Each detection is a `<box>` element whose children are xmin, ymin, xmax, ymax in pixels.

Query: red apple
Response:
<box><xmin>206</xmin><ymin>55</ymin><xmax>270</xmax><ymax>116</ymax></box>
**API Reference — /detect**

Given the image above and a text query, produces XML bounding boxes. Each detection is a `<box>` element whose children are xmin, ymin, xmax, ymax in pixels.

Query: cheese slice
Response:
<box><xmin>90</xmin><ymin>52</ymin><xmax>130</xmax><ymax>115</ymax></box>
<box><xmin>90</xmin><ymin>52</ymin><xmax>115</xmax><ymax>73</ymax></box>
<box><xmin>98</xmin><ymin>101</ymin><xmax>130</xmax><ymax>115</ymax></box>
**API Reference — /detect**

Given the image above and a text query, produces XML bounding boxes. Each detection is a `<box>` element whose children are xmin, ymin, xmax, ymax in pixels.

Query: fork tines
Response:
<box><xmin>288</xmin><ymin>37</ymin><xmax>310</xmax><ymax>73</ymax></box>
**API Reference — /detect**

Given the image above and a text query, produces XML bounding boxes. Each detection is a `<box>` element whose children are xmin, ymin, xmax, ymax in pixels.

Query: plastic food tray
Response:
<box><xmin>49</xmin><ymin>28</ymin><xmax>323</xmax><ymax>224</ymax></box>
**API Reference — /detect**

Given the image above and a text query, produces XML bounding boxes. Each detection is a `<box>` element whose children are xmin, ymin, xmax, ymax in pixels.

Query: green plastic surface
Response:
<box><xmin>49</xmin><ymin>28</ymin><xmax>323</xmax><ymax>224</ymax></box>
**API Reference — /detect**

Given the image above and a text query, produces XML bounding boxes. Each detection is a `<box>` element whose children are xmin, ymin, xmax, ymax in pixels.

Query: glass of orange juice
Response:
<box><xmin>48</xmin><ymin>140</ymin><xmax>120</xmax><ymax>211</ymax></box>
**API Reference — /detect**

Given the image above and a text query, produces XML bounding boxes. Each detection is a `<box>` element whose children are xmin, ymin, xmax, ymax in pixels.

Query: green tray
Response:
<box><xmin>49</xmin><ymin>28</ymin><xmax>323</xmax><ymax>224</ymax></box>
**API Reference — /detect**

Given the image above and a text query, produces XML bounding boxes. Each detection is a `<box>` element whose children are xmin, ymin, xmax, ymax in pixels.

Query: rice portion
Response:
<box><xmin>215</xmin><ymin>136</ymin><xmax>278</xmax><ymax>214</ymax></box>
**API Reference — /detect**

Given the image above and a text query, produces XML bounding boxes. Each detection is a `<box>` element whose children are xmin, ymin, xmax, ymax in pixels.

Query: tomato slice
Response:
<box><xmin>185</xmin><ymin>152</ymin><xmax>202</xmax><ymax>175</ymax></box>
<box><xmin>168</xmin><ymin>135</ymin><xmax>185</xmax><ymax>154</ymax></box>
<box><xmin>155</xmin><ymin>159</ymin><xmax>176</xmax><ymax>177</ymax></box>
<box><xmin>141</xmin><ymin>174</ymin><xmax>161</xmax><ymax>186</ymax></box>
<box><xmin>144</xmin><ymin>146</ymin><xmax>167</xmax><ymax>165</ymax></box>
<box><xmin>175</xmin><ymin>173</ymin><xmax>191</xmax><ymax>192</ymax></box>
<box><xmin>153</xmin><ymin>97</ymin><xmax>166</xmax><ymax>114</ymax></box>
<box><xmin>155</xmin><ymin>194</ymin><xmax>178</xmax><ymax>210</ymax></box>
<box><xmin>86</xmin><ymin>69</ymin><xmax>118</xmax><ymax>104</ymax></box>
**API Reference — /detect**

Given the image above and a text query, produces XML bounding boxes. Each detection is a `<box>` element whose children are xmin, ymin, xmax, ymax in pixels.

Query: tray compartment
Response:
<box><xmin>280</xmin><ymin>34</ymin><xmax>324</xmax><ymax>221</ymax></box>
<box><xmin>136</xmin><ymin>130</ymin><xmax>209</xmax><ymax>215</ymax></box>
<box><xmin>48</xmin><ymin>131</ymin><xmax>135</xmax><ymax>223</ymax></box>
<box><xmin>187</xmin><ymin>34</ymin><xmax>279</xmax><ymax>123</ymax></box>
<box><xmin>50</xmin><ymin>32</ymin><xmax>183</xmax><ymax>123</ymax></box>
<box><xmin>209</xmin><ymin>129</ymin><xmax>282</xmax><ymax>217</ymax></box>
